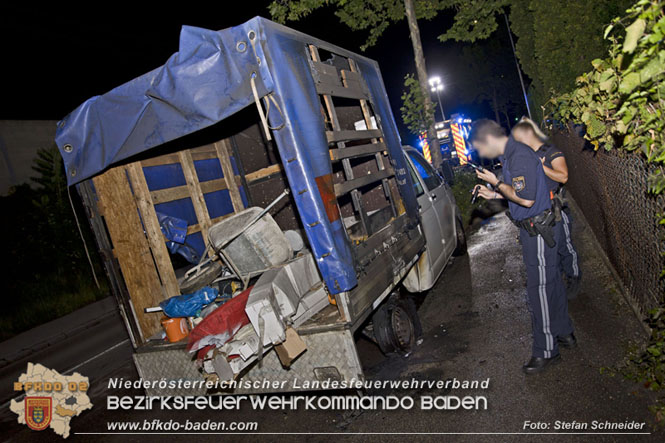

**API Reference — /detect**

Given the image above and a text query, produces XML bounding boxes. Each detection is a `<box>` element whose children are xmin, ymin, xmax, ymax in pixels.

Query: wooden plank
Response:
<box><xmin>214</xmin><ymin>140</ymin><xmax>244</xmax><ymax>213</ymax></box>
<box><xmin>245</xmin><ymin>163</ymin><xmax>283</xmax><ymax>182</ymax></box>
<box><xmin>150</xmin><ymin>185</ymin><xmax>190</xmax><ymax>205</ymax></box>
<box><xmin>330</xmin><ymin>142</ymin><xmax>386</xmax><ymax>161</ymax></box>
<box><xmin>310</xmin><ymin>60</ymin><xmax>341</xmax><ymax>86</ymax></box>
<box><xmin>311</xmin><ymin>60</ymin><xmax>366</xmax><ymax>99</ymax></box>
<box><xmin>126</xmin><ymin>163</ymin><xmax>180</xmax><ymax>300</ymax></box>
<box><xmin>200</xmin><ymin>178</ymin><xmax>228</xmax><ymax>195</ymax></box>
<box><xmin>333</xmin><ymin>168</ymin><xmax>393</xmax><ymax>197</ymax></box>
<box><xmin>140</xmin><ymin>148</ymin><xmax>219</xmax><ymax>168</ymax></box>
<box><xmin>326</xmin><ymin>129</ymin><xmax>382</xmax><ymax>143</ymax></box>
<box><xmin>93</xmin><ymin>166</ymin><xmax>166</xmax><ymax>341</ymax></box>
<box><xmin>186</xmin><ymin>213</ymin><xmax>234</xmax><ymax>235</ymax></box>
<box><xmin>150</xmin><ymin>177</ymin><xmax>240</xmax><ymax>205</ymax></box>
<box><xmin>341</xmin><ymin>69</ymin><xmax>363</xmax><ymax>88</ymax></box>
<box><xmin>315</xmin><ymin>83</ymin><xmax>367</xmax><ymax>100</ymax></box>
<box><xmin>178</xmin><ymin>150</ymin><xmax>212</xmax><ymax>246</ymax></box>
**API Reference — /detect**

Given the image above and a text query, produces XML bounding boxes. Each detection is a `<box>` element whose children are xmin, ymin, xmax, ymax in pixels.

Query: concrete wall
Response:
<box><xmin>0</xmin><ymin>120</ymin><xmax>58</xmax><ymax>195</ymax></box>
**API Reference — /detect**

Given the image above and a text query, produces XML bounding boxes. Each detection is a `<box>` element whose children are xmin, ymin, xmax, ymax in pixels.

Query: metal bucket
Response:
<box><xmin>208</xmin><ymin>207</ymin><xmax>292</xmax><ymax>277</ymax></box>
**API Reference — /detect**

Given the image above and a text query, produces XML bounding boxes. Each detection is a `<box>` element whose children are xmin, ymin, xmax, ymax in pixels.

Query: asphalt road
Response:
<box><xmin>0</xmin><ymin>307</ymin><xmax>131</xmax><ymax>416</ymax></box>
<box><xmin>1</xmin><ymin>203</ymin><xmax>662</xmax><ymax>442</ymax></box>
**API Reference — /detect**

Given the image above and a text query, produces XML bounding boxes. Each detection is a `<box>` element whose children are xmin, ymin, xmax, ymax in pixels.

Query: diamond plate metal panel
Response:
<box><xmin>133</xmin><ymin>348</ymin><xmax>207</xmax><ymax>397</ymax></box>
<box><xmin>132</xmin><ymin>329</ymin><xmax>363</xmax><ymax>396</ymax></box>
<box><xmin>229</xmin><ymin>329</ymin><xmax>363</xmax><ymax>394</ymax></box>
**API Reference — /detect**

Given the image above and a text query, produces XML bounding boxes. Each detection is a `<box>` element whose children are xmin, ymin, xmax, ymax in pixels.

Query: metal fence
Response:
<box><xmin>552</xmin><ymin>127</ymin><xmax>665</xmax><ymax>315</ymax></box>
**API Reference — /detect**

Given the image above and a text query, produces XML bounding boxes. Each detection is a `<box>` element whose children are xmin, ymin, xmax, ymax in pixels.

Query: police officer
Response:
<box><xmin>512</xmin><ymin>118</ymin><xmax>581</xmax><ymax>299</ymax></box>
<box><xmin>470</xmin><ymin>119</ymin><xmax>575</xmax><ymax>374</ymax></box>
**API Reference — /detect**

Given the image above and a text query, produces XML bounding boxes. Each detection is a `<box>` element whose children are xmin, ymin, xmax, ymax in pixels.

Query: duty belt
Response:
<box><xmin>508</xmin><ymin>209</ymin><xmax>557</xmax><ymax>248</ymax></box>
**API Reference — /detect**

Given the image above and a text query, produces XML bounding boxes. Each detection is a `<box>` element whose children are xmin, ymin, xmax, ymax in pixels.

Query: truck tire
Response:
<box><xmin>372</xmin><ymin>295</ymin><xmax>419</xmax><ymax>356</ymax></box>
<box><xmin>453</xmin><ymin>215</ymin><xmax>467</xmax><ymax>256</ymax></box>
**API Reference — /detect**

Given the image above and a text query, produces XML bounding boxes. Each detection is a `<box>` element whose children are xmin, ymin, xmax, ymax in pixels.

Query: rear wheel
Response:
<box><xmin>372</xmin><ymin>294</ymin><xmax>421</xmax><ymax>356</ymax></box>
<box><xmin>453</xmin><ymin>214</ymin><xmax>467</xmax><ymax>256</ymax></box>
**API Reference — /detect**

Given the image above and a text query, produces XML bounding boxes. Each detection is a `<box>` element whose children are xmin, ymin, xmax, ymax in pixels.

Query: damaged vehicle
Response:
<box><xmin>55</xmin><ymin>17</ymin><xmax>465</xmax><ymax>396</ymax></box>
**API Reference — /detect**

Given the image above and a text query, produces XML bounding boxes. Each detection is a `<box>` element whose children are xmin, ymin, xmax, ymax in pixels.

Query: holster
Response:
<box><xmin>552</xmin><ymin>194</ymin><xmax>563</xmax><ymax>222</ymax></box>
<box><xmin>515</xmin><ymin>210</ymin><xmax>557</xmax><ymax>248</ymax></box>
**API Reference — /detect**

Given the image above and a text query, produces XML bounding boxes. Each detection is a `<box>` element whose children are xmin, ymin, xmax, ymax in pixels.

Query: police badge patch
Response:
<box><xmin>25</xmin><ymin>397</ymin><xmax>52</xmax><ymax>431</ymax></box>
<box><xmin>512</xmin><ymin>176</ymin><xmax>526</xmax><ymax>192</ymax></box>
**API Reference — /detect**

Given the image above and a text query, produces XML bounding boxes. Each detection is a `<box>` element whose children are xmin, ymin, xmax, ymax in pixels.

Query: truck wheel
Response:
<box><xmin>372</xmin><ymin>296</ymin><xmax>418</xmax><ymax>356</ymax></box>
<box><xmin>453</xmin><ymin>215</ymin><xmax>467</xmax><ymax>256</ymax></box>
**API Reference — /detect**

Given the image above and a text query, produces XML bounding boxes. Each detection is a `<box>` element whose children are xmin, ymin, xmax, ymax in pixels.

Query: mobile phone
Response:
<box><xmin>470</xmin><ymin>186</ymin><xmax>480</xmax><ymax>204</ymax></box>
<box><xmin>469</xmin><ymin>162</ymin><xmax>485</xmax><ymax>173</ymax></box>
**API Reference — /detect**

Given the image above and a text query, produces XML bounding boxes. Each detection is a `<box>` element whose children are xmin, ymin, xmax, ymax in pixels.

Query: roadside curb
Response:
<box><xmin>0</xmin><ymin>296</ymin><xmax>116</xmax><ymax>369</ymax></box>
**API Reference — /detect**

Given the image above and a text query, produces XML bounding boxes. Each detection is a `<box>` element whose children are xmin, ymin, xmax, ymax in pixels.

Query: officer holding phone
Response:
<box><xmin>469</xmin><ymin>119</ymin><xmax>575</xmax><ymax>374</ymax></box>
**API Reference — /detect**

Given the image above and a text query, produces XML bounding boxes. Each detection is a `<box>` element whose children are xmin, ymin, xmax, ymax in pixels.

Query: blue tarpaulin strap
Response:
<box><xmin>55</xmin><ymin>17</ymin><xmax>419</xmax><ymax>294</ymax></box>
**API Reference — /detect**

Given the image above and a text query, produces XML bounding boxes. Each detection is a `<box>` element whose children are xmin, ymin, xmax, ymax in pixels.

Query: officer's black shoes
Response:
<box><xmin>557</xmin><ymin>333</ymin><xmax>577</xmax><ymax>349</ymax></box>
<box><xmin>566</xmin><ymin>276</ymin><xmax>582</xmax><ymax>300</ymax></box>
<box><xmin>522</xmin><ymin>354</ymin><xmax>561</xmax><ymax>375</ymax></box>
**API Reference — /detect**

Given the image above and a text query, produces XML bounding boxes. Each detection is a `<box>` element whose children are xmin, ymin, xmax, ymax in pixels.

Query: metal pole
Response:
<box><xmin>436</xmin><ymin>91</ymin><xmax>446</xmax><ymax>121</ymax></box>
<box><xmin>503</xmin><ymin>11</ymin><xmax>532</xmax><ymax>119</ymax></box>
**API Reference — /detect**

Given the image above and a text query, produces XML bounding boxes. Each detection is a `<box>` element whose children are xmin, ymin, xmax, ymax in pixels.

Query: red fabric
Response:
<box><xmin>187</xmin><ymin>286</ymin><xmax>252</xmax><ymax>352</ymax></box>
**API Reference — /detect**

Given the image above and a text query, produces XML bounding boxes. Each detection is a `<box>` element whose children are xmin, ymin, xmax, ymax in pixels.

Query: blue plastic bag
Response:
<box><xmin>156</xmin><ymin>211</ymin><xmax>200</xmax><ymax>264</ymax></box>
<box><xmin>159</xmin><ymin>286</ymin><xmax>219</xmax><ymax>317</ymax></box>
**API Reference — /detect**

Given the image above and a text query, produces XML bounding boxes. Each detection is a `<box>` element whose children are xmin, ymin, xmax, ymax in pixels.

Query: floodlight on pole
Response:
<box><xmin>428</xmin><ymin>76</ymin><xmax>446</xmax><ymax>121</ymax></box>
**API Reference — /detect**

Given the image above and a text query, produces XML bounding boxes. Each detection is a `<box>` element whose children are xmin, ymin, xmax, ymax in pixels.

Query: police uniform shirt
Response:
<box><xmin>536</xmin><ymin>144</ymin><xmax>564</xmax><ymax>192</ymax></box>
<box><xmin>500</xmin><ymin>136</ymin><xmax>552</xmax><ymax>221</ymax></box>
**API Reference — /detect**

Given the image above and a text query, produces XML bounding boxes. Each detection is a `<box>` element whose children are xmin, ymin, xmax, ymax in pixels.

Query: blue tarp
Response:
<box><xmin>56</xmin><ymin>17</ymin><xmax>419</xmax><ymax>294</ymax></box>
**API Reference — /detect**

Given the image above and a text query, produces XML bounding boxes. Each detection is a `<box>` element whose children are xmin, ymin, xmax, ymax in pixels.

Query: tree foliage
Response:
<box><xmin>549</xmin><ymin>0</ymin><xmax>665</xmax><ymax>416</ymax></box>
<box><xmin>0</xmin><ymin>145</ymin><xmax>107</xmax><ymax>339</ymax></box>
<box><xmin>400</xmin><ymin>73</ymin><xmax>435</xmax><ymax>135</ymax></box>
<box><xmin>508</xmin><ymin>0</ymin><xmax>633</xmax><ymax>112</ymax></box>
<box><xmin>437</xmin><ymin>0</ymin><xmax>508</xmax><ymax>43</ymax></box>
<box><xmin>269</xmin><ymin>0</ymin><xmax>503</xmax><ymax>50</ymax></box>
<box><xmin>549</xmin><ymin>0</ymin><xmax>664</xmax><ymax>188</ymax></box>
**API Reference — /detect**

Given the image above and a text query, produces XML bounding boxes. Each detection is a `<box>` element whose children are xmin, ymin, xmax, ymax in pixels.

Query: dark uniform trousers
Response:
<box><xmin>558</xmin><ymin>209</ymin><xmax>581</xmax><ymax>279</ymax></box>
<box><xmin>519</xmin><ymin>220</ymin><xmax>574</xmax><ymax>358</ymax></box>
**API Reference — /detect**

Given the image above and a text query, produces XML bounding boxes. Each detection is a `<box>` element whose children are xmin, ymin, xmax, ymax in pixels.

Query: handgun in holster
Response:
<box><xmin>520</xmin><ymin>210</ymin><xmax>557</xmax><ymax>248</ymax></box>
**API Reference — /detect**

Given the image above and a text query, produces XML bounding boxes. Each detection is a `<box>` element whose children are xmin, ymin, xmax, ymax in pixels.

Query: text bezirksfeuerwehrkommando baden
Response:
<box><xmin>106</xmin><ymin>377</ymin><xmax>490</xmax><ymax>411</ymax></box>
<box><xmin>107</xmin><ymin>394</ymin><xmax>488</xmax><ymax>411</ymax></box>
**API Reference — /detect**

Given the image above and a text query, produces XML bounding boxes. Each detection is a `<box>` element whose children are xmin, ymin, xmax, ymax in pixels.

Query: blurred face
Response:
<box><xmin>512</xmin><ymin>127</ymin><xmax>537</xmax><ymax>150</ymax></box>
<box><xmin>473</xmin><ymin>134</ymin><xmax>504</xmax><ymax>159</ymax></box>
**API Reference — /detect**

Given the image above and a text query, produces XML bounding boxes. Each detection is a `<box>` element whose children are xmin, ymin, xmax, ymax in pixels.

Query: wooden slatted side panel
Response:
<box><xmin>309</xmin><ymin>44</ymin><xmax>371</xmax><ymax>237</ymax></box>
<box><xmin>140</xmin><ymin>139</ymin><xmax>249</xmax><ymax>237</ymax></box>
<box><xmin>178</xmin><ymin>150</ymin><xmax>213</xmax><ymax>247</ymax></box>
<box><xmin>214</xmin><ymin>139</ymin><xmax>244</xmax><ymax>213</ymax></box>
<box><xmin>126</xmin><ymin>162</ymin><xmax>180</xmax><ymax>299</ymax></box>
<box><xmin>92</xmin><ymin>140</ymin><xmax>256</xmax><ymax>341</ymax></box>
<box><xmin>348</xmin><ymin>59</ymin><xmax>400</xmax><ymax>217</ymax></box>
<box><xmin>93</xmin><ymin>166</ymin><xmax>166</xmax><ymax>341</ymax></box>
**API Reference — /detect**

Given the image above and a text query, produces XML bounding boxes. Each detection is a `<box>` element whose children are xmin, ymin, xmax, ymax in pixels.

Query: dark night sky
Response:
<box><xmin>0</xmin><ymin>3</ymin><xmax>522</xmax><ymax>141</ymax></box>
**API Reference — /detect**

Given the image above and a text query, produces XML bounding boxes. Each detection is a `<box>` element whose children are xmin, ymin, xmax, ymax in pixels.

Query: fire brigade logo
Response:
<box><xmin>10</xmin><ymin>363</ymin><xmax>92</xmax><ymax>438</ymax></box>
<box><xmin>25</xmin><ymin>397</ymin><xmax>52</xmax><ymax>431</ymax></box>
